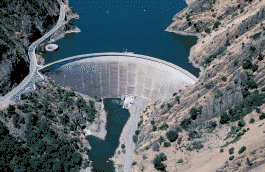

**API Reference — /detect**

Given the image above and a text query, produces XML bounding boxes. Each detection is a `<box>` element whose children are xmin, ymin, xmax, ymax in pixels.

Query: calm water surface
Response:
<box><xmin>44</xmin><ymin>1</ymin><xmax>200</xmax><ymax>171</ymax></box>
<box><xmin>43</xmin><ymin>0</ymin><xmax>200</xmax><ymax>77</ymax></box>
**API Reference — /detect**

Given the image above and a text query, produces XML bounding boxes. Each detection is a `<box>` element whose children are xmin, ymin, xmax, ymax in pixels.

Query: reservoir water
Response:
<box><xmin>43</xmin><ymin>1</ymin><xmax>200</xmax><ymax>171</ymax></box>
<box><xmin>43</xmin><ymin>0</ymin><xmax>200</xmax><ymax>77</ymax></box>
<box><xmin>86</xmin><ymin>98</ymin><xmax>129</xmax><ymax>172</ymax></box>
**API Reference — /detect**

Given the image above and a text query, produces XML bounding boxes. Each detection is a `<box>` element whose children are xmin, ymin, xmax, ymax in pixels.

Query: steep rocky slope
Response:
<box><xmin>0</xmin><ymin>0</ymin><xmax>78</xmax><ymax>96</ymax></box>
<box><xmin>131</xmin><ymin>0</ymin><xmax>265</xmax><ymax>171</ymax></box>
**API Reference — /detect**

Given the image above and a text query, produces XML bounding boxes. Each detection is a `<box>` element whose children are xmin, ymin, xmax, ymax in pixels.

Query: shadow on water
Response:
<box><xmin>86</xmin><ymin>98</ymin><xmax>130</xmax><ymax>172</ymax></box>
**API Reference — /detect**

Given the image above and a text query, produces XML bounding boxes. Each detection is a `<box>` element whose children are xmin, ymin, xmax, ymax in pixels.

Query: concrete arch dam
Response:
<box><xmin>39</xmin><ymin>53</ymin><xmax>198</xmax><ymax>103</ymax></box>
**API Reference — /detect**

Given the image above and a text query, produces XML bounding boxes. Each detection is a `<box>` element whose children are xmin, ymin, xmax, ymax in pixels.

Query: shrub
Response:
<box><xmin>251</xmin><ymin>32</ymin><xmax>262</xmax><ymax>40</ymax></box>
<box><xmin>229</xmin><ymin>148</ymin><xmax>234</xmax><ymax>155</ymax></box>
<box><xmin>151</xmin><ymin>120</ymin><xmax>155</xmax><ymax>125</ymax></box>
<box><xmin>192</xmin><ymin>141</ymin><xmax>204</xmax><ymax>150</ymax></box>
<box><xmin>157</xmin><ymin>153</ymin><xmax>167</xmax><ymax>161</ymax></box>
<box><xmin>238</xmin><ymin>146</ymin><xmax>246</xmax><ymax>154</ymax></box>
<box><xmin>215</xmin><ymin>90</ymin><xmax>224</xmax><ymax>98</ymax></box>
<box><xmin>190</xmin><ymin>107</ymin><xmax>198</xmax><ymax>120</ymax></box>
<box><xmin>122</xmin><ymin>149</ymin><xmax>126</xmax><ymax>154</ymax></box>
<box><xmin>259</xmin><ymin>113</ymin><xmax>265</xmax><ymax>120</ymax></box>
<box><xmin>242</xmin><ymin>59</ymin><xmax>253</xmax><ymax>69</ymax></box>
<box><xmin>249</xmin><ymin>118</ymin><xmax>255</xmax><ymax>124</ymax></box>
<box><xmin>220</xmin><ymin>112</ymin><xmax>230</xmax><ymax>124</ymax></box>
<box><xmin>238</xmin><ymin>120</ymin><xmax>246</xmax><ymax>127</ymax></box>
<box><xmin>177</xmin><ymin>158</ymin><xmax>184</xmax><ymax>163</ymax></box>
<box><xmin>153</xmin><ymin>153</ymin><xmax>167</xmax><ymax>171</ymax></box>
<box><xmin>137</xmin><ymin>119</ymin><xmax>143</xmax><ymax>128</ymax></box>
<box><xmin>175</xmin><ymin>96</ymin><xmax>180</xmax><ymax>103</ymax></box>
<box><xmin>132</xmin><ymin>161</ymin><xmax>137</xmax><ymax>166</ymax></box>
<box><xmin>180</xmin><ymin>118</ymin><xmax>192</xmax><ymax>130</ymax></box>
<box><xmin>158</xmin><ymin>136</ymin><xmax>165</xmax><ymax>145</ymax></box>
<box><xmin>159</xmin><ymin>123</ymin><xmax>169</xmax><ymax>130</ymax></box>
<box><xmin>237</xmin><ymin>162</ymin><xmax>241</xmax><ymax>166</ymax></box>
<box><xmin>213</xmin><ymin>21</ymin><xmax>221</xmax><ymax>29</ymax></box>
<box><xmin>206</xmin><ymin>121</ymin><xmax>217</xmax><ymax>132</ymax></box>
<box><xmin>166</xmin><ymin>130</ymin><xmax>179</xmax><ymax>142</ymax></box>
<box><xmin>152</xmin><ymin>142</ymin><xmax>160</xmax><ymax>152</ymax></box>
<box><xmin>221</xmin><ymin>76</ymin><xmax>227</xmax><ymax>82</ymax></box>
<box><xmin>204</xmin><ymin>81</ymin><xmax>214</xmax><ymax>89</ymax></box>
<box><xmin>133</xmin><ymin>135</ymin><xmax>138</xmax><ymax>144</ymax></box>
<box><xmin>258</xmin><ymin>54</ymin><xmax>264</xmax><ymax>61</ymax></box>
<box><xmin>252</xmin><ymin>64</ymin><xmax>259</xmax><ymax>72</ymax></box>
<box><xmin>233</xmin><ymin>59</ymin><xmax>239</xmax><ymax>66</ymax></box>
<box><xmin>177</xmin><ymin>137</ymin><xmax>182</xmax><ymax>145</ymax></box>
<box><xmin>220</xmin><ymin>148</ymin><xmax>224</xmax><ymax>153</ymax></box>
<box><xmin>135</xmin><ymin>130</ymin><xmax>140</xmax><ymax>136</ymax></box>
<box><xmin>188</xmin><ymin>130</ymin><xmax>198</xmax><ymax>139</ymax></box>
<box><xmin>204</xmin><ymin>27</ymin><xmax>211</xmax><ymax>33</ymax></box>
<box><xmin>246</xmin><ymin>158</ymin><xmax>252</xmax><ymax>166</ymax></box>
<box><xmin>229</xmin><ymin>155</ymin><xmax>234</xmax><ymax>161</ymax></box>
<box><xmin>121</xmin><ymin>144</ymin><xmax>125</xmax><ymax>149</ymax></box>
<box><xmin>164</xmin><ymin>142</ymin><xmax>171</xmax><ymax>147</ymax></box>
<box><xmin>256</xmin><ymin>108</ymin><xmax>261</xmax><ymax>113</ymax></box>
<box><xmin>152</xmin><ymin>126</ymin><xmax>157</xmax><ymax>131</ymax></box>
<box><xmin>143</xmin><ymin>154</ymin><xmax>148</xmax><ymax>160</ymax></box>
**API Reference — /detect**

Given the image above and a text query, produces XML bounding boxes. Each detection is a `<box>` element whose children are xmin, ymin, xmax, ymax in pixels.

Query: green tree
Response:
<box><xmin>166</xmin><ymin>130</ymin><xmax>179</xmax><ymax>142</ymax></box>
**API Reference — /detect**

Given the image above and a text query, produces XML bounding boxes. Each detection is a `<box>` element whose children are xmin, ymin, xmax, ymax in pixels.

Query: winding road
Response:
<box><xmin>0</xmin><ymin>0</ymin><xmax>65</xmax><ymax>105</ymax></box>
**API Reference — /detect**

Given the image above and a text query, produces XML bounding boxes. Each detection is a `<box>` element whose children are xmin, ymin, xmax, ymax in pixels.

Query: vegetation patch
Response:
<box><xmin>166</xmin><ymin>130</ymin><xmax>179</xmax><ymax>142</ymax></box>
<box><xmin>238</xmin><ymin>146</ymin><xmax>246</xmax><ymax>154</ymax></box>
<box><xmin>159</xmin><ymin>122</ymin><xmax>169</xmax><ymax>130</ymax></box>
<box><xmin>250</xmin><ymin>32</ymin><xmax>262</xmax><ymax>40</ymax></box>
<box><xmin>153</xmin><ymin>153</ymin><xmax>167</xmax><ymax>171</ymax></box>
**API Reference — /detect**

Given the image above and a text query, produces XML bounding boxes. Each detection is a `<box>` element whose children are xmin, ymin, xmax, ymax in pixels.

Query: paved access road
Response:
<box><xmin>0</xmin><ymin>0</ymin><xmax>65</xmax><ymax>105</ymax></box>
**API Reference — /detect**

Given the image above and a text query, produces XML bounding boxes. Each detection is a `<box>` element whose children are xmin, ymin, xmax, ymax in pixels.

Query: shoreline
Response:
<box><xmin>109</xmin><ymin>97</ymin><xmax>148</xmax><ymax>172</ymax></box>
<box><xmin>84</xmin><ymin>99</ymin><xmax>107</xmax><ymax>140</ymax></box>
<box><xmin>165</xmin><ymin>27</ymin><xmax>204</xmax><ymax>79</ymax></box>
<box><xmin>74</xmin><ymin>91</ymin><xmax>107</xmax><ymax>141</ymax></box>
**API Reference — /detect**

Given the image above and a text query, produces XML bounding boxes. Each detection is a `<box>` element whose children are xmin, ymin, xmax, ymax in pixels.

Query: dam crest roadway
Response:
<box><xmin>39</xmin><ymin>52</ymin><xmax>198</xmax><ymax>104</ymax></box>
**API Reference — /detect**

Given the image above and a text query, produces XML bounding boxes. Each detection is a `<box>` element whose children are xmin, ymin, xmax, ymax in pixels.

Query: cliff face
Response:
<box><xmin>131</xmin><ymin>0</ymin><xmax>265</xmax><ymax>171</ymax></box>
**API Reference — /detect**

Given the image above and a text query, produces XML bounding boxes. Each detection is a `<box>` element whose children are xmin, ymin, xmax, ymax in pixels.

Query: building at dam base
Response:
<box><xmin>42</xmin><ymin>53</ymin><xmax>198</xmax><ymax>104</ymax></box>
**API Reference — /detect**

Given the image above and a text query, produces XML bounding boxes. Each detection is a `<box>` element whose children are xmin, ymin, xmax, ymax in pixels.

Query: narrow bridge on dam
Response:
<box><xmin>39</xmin><ymin>52</ymin><xmax>198</xmax><ymax>104</ymax></box>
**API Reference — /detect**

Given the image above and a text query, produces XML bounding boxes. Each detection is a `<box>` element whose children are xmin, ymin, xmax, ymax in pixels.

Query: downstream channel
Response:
<box><xmin>86</xmin><ymin>98</ymin><xmax>129</xmax><ymax>172</ymax></box>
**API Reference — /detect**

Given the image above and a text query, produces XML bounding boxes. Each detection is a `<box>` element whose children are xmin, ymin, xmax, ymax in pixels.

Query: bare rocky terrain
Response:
<box><xmin>131</xmin><ymin>0</ymin><xmax>265</xmax><ymax>171</ymax></box>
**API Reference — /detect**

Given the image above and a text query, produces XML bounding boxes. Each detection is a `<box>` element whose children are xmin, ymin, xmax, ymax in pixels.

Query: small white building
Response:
<box><xmin>121</xmin><ymin>94</ymin><xmax>135</xmax><ymax>109</ymax></box>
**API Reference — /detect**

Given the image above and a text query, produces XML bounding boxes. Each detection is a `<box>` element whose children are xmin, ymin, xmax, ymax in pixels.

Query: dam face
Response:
<box><xmin>41</xmin><ymin>53</ymin><xmax>198</xmax><ymax>103</ymax></box>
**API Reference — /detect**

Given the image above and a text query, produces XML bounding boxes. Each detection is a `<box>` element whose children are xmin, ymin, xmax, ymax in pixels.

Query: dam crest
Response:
<box><xmin>39</xmin><ymin>52</ymin><xmax>198</xmax><ymax>104</ymax></box>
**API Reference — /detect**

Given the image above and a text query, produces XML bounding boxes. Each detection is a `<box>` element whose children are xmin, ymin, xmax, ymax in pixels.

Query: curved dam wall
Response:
<box><xmin>39</xmin><ymin>53</ymin><xmax>198</xmax><ymax>103</ymax></box>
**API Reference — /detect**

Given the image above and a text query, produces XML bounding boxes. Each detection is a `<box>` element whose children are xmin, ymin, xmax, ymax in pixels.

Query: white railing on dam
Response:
<box><xmin>40</xmin><ymin>52</ymin><xmax>198</xmax><ymax>104</ymax></box>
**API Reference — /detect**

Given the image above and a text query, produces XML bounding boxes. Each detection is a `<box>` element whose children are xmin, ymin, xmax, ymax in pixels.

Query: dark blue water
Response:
<box><xmin>86</xmin><ymin>98</ymin><xmax>129</xmax><ymax>172</ymax></box>
<box><xmin>43</xmin><ymin>0</ymin><xmax>200</xmax><ymax>77</ymax></box>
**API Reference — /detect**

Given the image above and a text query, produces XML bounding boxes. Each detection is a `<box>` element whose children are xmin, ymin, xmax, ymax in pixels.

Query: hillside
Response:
<box><xmin>131</xmin><ymin>0</ymin><xmax>265</xmax><ymax>171</ymax></box>
<box><xmin>0</xmin><ymin>0</ymin><xmax>78</xmax><ymax>97</ymax></box>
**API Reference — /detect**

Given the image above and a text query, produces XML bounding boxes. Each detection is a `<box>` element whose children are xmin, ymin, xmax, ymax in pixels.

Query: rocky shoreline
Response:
<box><xmin>165</xmin><ymin>27</ymin><xmax>204</xmax><ymax>79</ymax></box>
<box><xmin>84</xmin><ymin>99</ymin><xmax>107</xmax><ymax>140</ymax></box>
